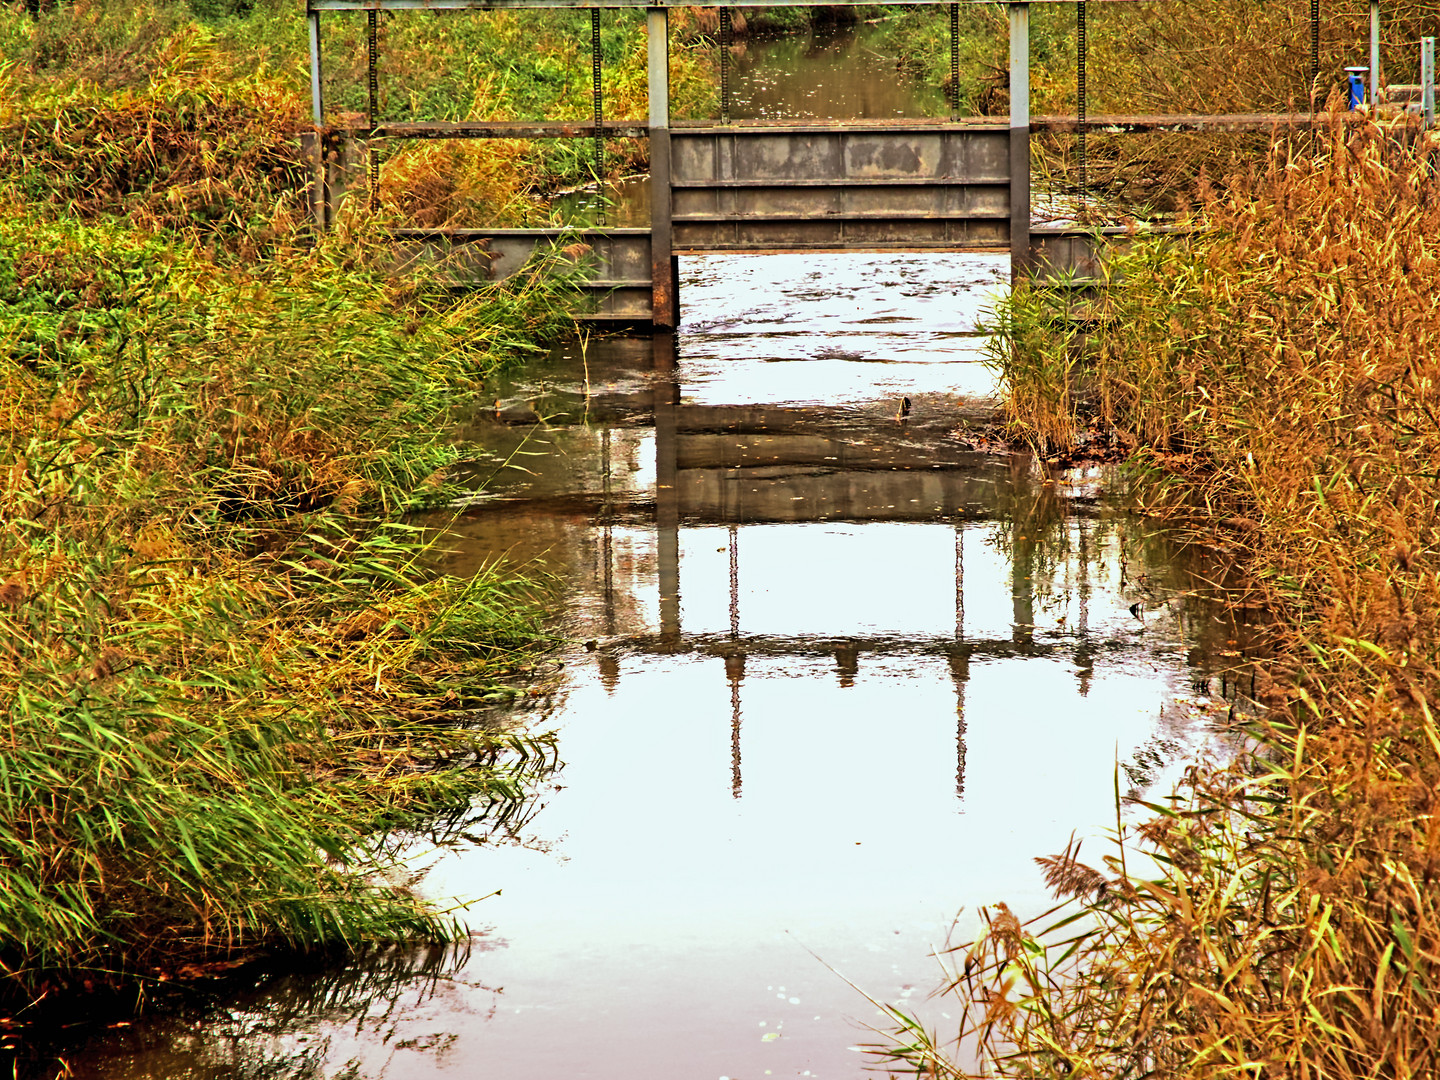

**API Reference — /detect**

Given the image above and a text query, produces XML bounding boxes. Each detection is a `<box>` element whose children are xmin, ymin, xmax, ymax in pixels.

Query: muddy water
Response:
<box><xmin>53</xmin><ymin>252</ymin><xmax>1262</xmax><ymax>1080</ymax></box>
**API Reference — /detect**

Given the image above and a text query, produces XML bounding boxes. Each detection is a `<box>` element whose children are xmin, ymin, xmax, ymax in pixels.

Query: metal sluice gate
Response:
<box><xmin>303</xmin><ymin>0</ymin><xmax>1390</xmax><ymax>326</ymax></box>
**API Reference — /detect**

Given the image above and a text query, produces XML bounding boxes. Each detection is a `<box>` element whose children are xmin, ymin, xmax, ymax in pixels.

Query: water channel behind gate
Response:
<box><xmin>56</xmin><ymin>250</ymin><xmax>1259</xmax><ymax>1080</ymax></box>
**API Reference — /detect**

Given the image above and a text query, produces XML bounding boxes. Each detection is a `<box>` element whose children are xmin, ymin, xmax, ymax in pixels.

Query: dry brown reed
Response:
<box><xmin>905</xmin><ymin>116</ymin><xmax>1440</xmax><ymax>1078</ymax></box>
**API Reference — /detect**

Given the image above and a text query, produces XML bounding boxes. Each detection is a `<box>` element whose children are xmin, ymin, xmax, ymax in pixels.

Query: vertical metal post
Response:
<box><xmin>592</xmin><ymin>9</ymin><xmax>605</xmax><ymax>190</ymax></box>
<box><xmin>1423</xmin><ymin>37</ymin><xmax>1435</xmax><ymax>130</ymax></box>
<box><xmin>367</xmin><ymin>9</ymin><xmax>379</xmax><ymax>207</ymax></box>
<box><xmin>308</xmin><ymin>10</ymin><xmax>324</xmax><ymax>128</ymax></box>
<box><xmin>1369</xmin><ymin>0</ymin><xmax>1380</xmax><ymax>107</ymax></box>
<box><xmin>1009</xmin><ymin>2</ymin><xmax>1031</xmax><ymax>281</ymax></box>
<box><xmin>720</xmin><ymin>7</ymin><xmax>732</xmax><ymax>124</ymax></box>
<box><xmin>1309</xmin><ymin>0</ymin><xmax>1319</xmax><ymax>108</ymax></box>
<box><xmin>949</xmin><ymin>3</ymin><xmax>960</xmax><ymax>121</ymax></box>
<box><xmin>307</xmin><ymin>8</ymin><xmax>326</xmax><ymax>228</ymax></box>
<box><xmin>648</xmin><ymin>7</ymin><xmax>676</xmax><ymax>328</ymax></box>
<box><xmin>1076</xmin><ymin>0</ymin><xmax>1086</xmax><ymax>199</ymax></box>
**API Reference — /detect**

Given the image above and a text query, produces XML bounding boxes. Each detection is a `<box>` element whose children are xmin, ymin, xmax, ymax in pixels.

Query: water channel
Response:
<box><xmin>43</xmin><ymin>21</ymin><xmax>1259</xmax><ymax>1080</ymax></box>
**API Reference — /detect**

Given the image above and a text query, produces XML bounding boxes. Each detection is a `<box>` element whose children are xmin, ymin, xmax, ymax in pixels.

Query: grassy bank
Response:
<box><xmin>0</xmin><ymin>0</ymin><xmax>585</xmax><ymax>1007</ymax></box>
<box><xmin>888</xmin><ymin>118</ymin><xmax>1440</xmax><ymax>1076</ymax></box>
<box><xmin>871</xmin><ymin>0</ymin><xmax>1439</xmax><ymax>210</ymax></box>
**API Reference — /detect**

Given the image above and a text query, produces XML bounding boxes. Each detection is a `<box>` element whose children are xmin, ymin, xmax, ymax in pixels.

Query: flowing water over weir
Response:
<box><xmin>54</xmin><ymin>250</ymin><xmax>1265</xmax><ymax>1079</ymax></box>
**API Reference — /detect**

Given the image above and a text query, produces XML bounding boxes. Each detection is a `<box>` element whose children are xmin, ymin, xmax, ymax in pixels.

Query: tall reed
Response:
<box><xmin>0</xmin><ymin>0</ymin><xmax>582</xmax><ymax>1003</ymax></box>
<box><xmin>900</xmin><ymin>116</ymin><xmax>1440</xmax><ymax>1077</ymax></box>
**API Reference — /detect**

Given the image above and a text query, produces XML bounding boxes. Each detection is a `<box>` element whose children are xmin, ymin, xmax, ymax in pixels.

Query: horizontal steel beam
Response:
<box><xmin>1032</xmin><ymin>112</ymin><xmax>1330</xmax><ymax>133</ymax></box>
<box><xmin>312</xmin><ymin>0</ymin><xmax>1150</xmax><ymax>8</ymax></box>
<box><xmin>330</xmin><ymin>116</ymin><xmax>1321</xmax><ymax>141</ymax></box>
<box><xmin>390</xmin><ymin>227</ymin><xmax>653</xmax><ymax>318</ymax></box>
<box><xmin>367</xmin><ymin>120</ymin><xmax>650</xmax><ymax>139</ymax></box>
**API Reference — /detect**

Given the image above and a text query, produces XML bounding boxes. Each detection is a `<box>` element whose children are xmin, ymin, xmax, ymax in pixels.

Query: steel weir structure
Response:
<box><xmin>303</xmin><ymin>0</ymin><xmax>1363</xmax><ymax>326</ymax></box>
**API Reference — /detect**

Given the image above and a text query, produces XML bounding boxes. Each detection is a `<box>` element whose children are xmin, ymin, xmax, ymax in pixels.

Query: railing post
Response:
<box><xmin>648</xmin><ymin>6</ymin><xmax>676</xmax><ymax>328</ymax></box>
<box><xmin>1009</xmin><ymin>2</ymin><xmax>1030</xmax><ymax>281</ymax></box>
<box><xmin>1423</xmin><ymin>37</ymin><xmax>1435</xmax><ymax>130</ymax></box>
<box><xmin>1369</xmin><ymin>0</ymin><xmax>1380</xmax><ymax>107</ymax></box>
<box><xmin>307</xmin><ymin>7</ymin><xmax>328</xmax><ymax>228</ymax></box>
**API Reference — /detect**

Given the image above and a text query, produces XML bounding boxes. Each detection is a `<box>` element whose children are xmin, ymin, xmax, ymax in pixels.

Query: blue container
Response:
<box><xmin>1345</xmin><ymin>67</ymin><xmax>1369</xmax><ymax>110</ymax></box>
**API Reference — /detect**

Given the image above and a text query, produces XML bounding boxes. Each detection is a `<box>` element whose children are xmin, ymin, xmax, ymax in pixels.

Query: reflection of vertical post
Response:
<box><xmin>728</xmin><ymin>524</ymin><xmax>740</xmax><ymax>640</ymax></box>
<box><xmin>1008</xmin><ymin>2</ymin><xmax>1031</xmax><ymax>281</ymax></box>
<box><xmin>601</xmin><ymin>427</ymin><xmax>616</xmax><ymax>636</ymax></box>
<box><xmin>1074</xmin><ymin>518</ymin><xmax>1094</xmax><ymax>696</ymax></box>
<box><xmin>654</xmin><ymin>332</ymin><xmax>681</xmax><ymax>647</ymax></box>
<box><xmin>952</xmin><ymin>523</ymin><xmax>968</xmax><ymax>801</ymax></box>
<box><xmin>726</xmin><ymin>652</ymin><xmax>745</xmax><ymax>798</ymax></box>
<box><xmin>948</xmin><ymin>646</ymin><xmax>970</xmax><ymax>801</ymax></box>
<box><xmin>1012</xmin><ymin>523</ymin><xmax>1035</xmax><ymax>648</ymax></box>
<box><xmin>647</xmin><ymin>8</ymin><xmax>677</xmax><ymax>328</ymax></box>
<box><xmin>954</xmin><ymin>522</ymin><xmax>965</xmax><ymax>640</ymax></box>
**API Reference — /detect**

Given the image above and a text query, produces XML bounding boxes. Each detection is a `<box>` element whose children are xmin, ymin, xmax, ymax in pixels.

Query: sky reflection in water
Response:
<box><xmin>56</xmin><ymin>251</ymin><xmax>1258</xmax><ymax>1080</ymax></box>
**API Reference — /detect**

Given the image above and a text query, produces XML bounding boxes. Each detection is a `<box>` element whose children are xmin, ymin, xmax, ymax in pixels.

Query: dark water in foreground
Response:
<box><xmin>44</xmin><ymin>251</ymin><xmax>1264</xmax><ymax>1080</ymax></box>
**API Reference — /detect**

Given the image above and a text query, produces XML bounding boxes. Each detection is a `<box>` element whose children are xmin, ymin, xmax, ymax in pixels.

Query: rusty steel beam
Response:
<box><xmin>1032</xmin><ymin>112</ymin><xmax>1335</xmax><ymax>132</ymax></box>
<box><xmin>342</xmin><ymin>115</ymin><xmax>1332</xmax><ymax>140</ymax></box>
<box><xmin>360</xmin><ymin>120</ymin><xmax>650</xmax><ymax>139</ymax></box>
<box><xmin>311</xmin><ymin>0</ymin><xmax>1154</xmax><ymax>8</ymax></box>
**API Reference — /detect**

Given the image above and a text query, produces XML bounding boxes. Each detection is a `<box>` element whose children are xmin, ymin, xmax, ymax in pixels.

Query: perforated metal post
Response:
<box><xmin>1309</xmin><ymin>0</ymin><xmax>1319</xmax><ymax>107</ymax></box>
<box><xmin>720</xmin><ymin>7</ymin><xmax>732</xmax><ymax>123</ymax></box>
<box><xmin>1076</xmin><ymin>0</ymin><xmax>1086</xmax><ymax>199</ymax></box>
<box><xmin>367</xmin><ymin>8</ymin><xmax>379</xmax><ymax>206</ymax></box>
<box><xmin>592</xmin><ymin>7</ymin><xmax>604</xmax><ymax>204</ymax></box>
<box><xmin>949</xmin><ymin>3</ymin><xmax>960</xmax><ymax>121</ymax></box>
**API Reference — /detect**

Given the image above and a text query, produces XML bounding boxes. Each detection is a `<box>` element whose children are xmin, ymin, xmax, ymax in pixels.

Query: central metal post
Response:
<box><xmin>307</xmin><ymin>8</ymin><xmax>327</xmax><ymax>227</ymax></box>
<box><xmin>647</xmin><ymin>6</ymin><xmax>676</xmax><ymax>328</ymax></box>
<box><xmin>1009</xmin><ymin>2</ymin><xmax>1030</xmax><ymax>280</ymax></box>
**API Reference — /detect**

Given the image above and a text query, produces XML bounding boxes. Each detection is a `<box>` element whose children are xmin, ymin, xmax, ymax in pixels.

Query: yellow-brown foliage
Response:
<box><xmin>913</xmin><ymin>117</ymin><xmax>1440</xmax><ymax>1078</ymax></box>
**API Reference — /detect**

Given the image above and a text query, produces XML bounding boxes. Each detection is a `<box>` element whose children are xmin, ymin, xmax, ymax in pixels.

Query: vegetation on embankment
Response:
<box><xmin>883</xmin><ymin>119</ymin><xmax>1440</xmax><ymax>1077</ymax></box>
<box><xmin>871</xmin><ymin>0</ymin><xmax>1440</xmax><ymax>209</ymax></box>
<box><xmin>0</xmin><ymin>0</ymin><xmax>585</xmax><ymax>1007</ymax></box>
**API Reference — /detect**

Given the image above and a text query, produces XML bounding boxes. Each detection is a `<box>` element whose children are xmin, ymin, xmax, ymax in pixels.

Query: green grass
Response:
<box><xmin>0</xmin><ymin>0</ymin><xmax>594</xmax><ymax>1003</ymax></box>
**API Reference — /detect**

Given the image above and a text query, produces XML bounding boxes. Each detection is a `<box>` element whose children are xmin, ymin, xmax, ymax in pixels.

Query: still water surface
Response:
<box><xmin>55</xmin><ymin>251</ymin><xmax>1259</xmax><ymax>1079</ymax></box>
<box><xmin>49</xmin><ymin>23</ymin><xmax>1252</xmax><ymax>1080</ymax></box>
